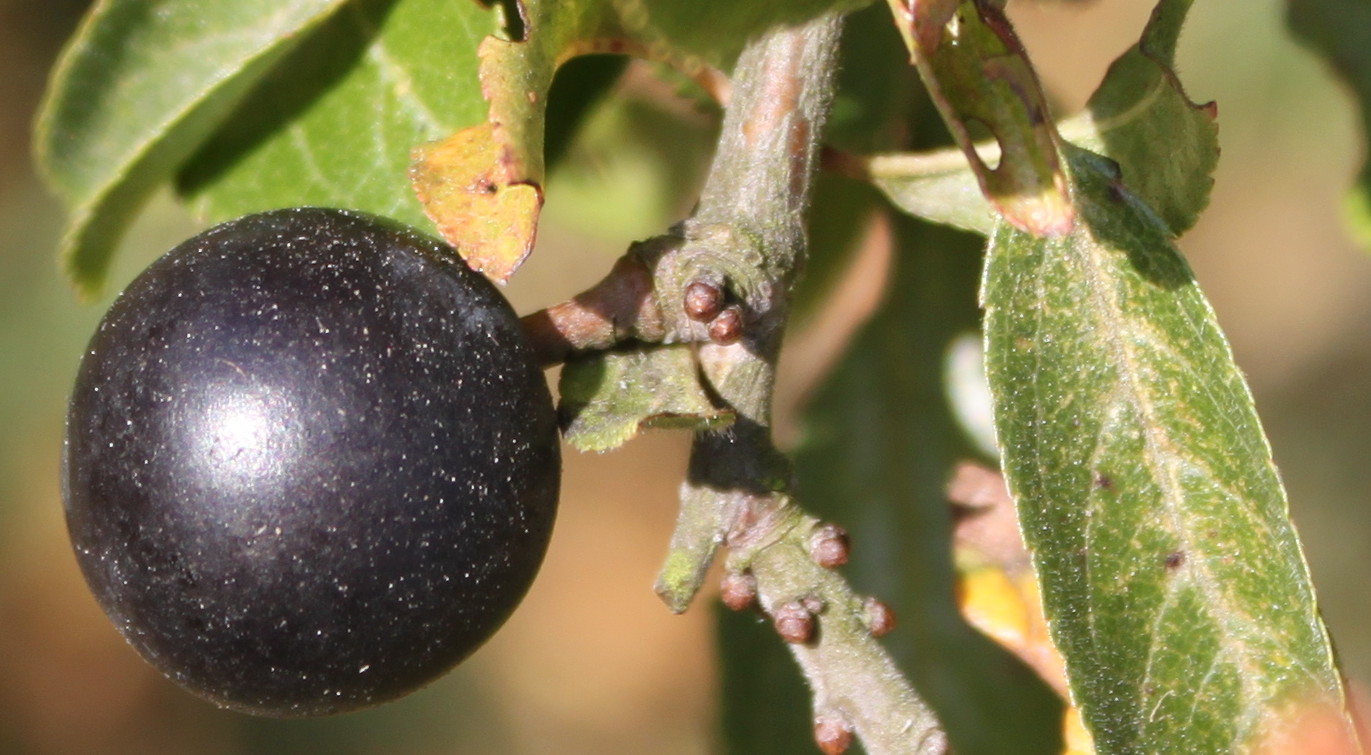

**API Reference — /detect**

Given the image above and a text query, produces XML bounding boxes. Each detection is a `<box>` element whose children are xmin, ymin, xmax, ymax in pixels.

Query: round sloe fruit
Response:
<box><xmin>63</xmin><ymin>207</ymin><xmax>560</xmax><ymax>716</ymax></box>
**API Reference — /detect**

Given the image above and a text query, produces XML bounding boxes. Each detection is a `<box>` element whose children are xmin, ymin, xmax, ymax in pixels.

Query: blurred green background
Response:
<box><xmin>3</xmin><ymin>1</ymin><xmax>1370</xmax><ymax>753</ymax></box>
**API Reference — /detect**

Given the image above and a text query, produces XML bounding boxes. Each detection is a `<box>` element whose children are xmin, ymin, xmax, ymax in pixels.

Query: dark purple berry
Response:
<box><xmin>63</xmin><ymin>208</ymin><xmax>560</xmax><ymax>716</ymax></box>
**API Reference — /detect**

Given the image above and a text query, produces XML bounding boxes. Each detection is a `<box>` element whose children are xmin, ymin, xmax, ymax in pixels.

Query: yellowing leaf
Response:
<box><xmin>410</xmin><ymin>123</ymin><xmax>543</xmax><ymax>280</ymax></box>
<box><xmin>179</xmin><ymin>0</ymin><xmax>491</xmax><ymax>242</ymax></box>
<box><xmin>416</xmin><ymin>0</ymin><xmax>868</xmax><ymax>280</ymax></box>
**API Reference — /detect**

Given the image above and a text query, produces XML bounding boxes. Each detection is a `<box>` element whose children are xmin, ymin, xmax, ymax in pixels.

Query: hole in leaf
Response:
<box><xmin>477</xmin><ymin>0</ymin><xmax>527</xmax><ymax>42</ymax></box>
<box><xmin>964</xmin><ymin>118</ymin><xmax>1003</xmax><ymax>172</ymax></box>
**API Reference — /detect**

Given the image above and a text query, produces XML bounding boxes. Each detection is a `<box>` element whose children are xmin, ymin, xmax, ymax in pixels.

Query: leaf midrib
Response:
<box><xmin>1069</xmin><ymin>214</ymin><xmax>1292</xmax><ymax>744</ymax></box>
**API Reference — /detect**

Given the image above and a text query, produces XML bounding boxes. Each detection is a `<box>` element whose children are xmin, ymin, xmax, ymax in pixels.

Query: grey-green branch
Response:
<box><xmin>520</xmin><ymin>11</ymin><xmax>948</xmax><ymax>753</ymax></box>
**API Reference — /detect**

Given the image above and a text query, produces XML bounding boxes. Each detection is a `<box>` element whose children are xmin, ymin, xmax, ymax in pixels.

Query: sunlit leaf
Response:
<box><xmin>883</xmin><ymin>0</ymin><xmax>1072</xmax><ymax>236</ymax></box>
<box><xmin>867</xmin><ymin>0</ymin><xmax>1218</xmax><ymax>240</ymax></box>
<box><xmin>34</xmin><ymin>0</ymin><xmax>348</xmax><ymax>295</ymax></box>
<box><xmin>1069</xmin><ymin>0</ymin><xmax>1216</xmax><ymax>237</ymax></box>
<box><xmin>983</xmin><ymin>146</ymin><xmax>1355</xmax><ymax>752</ymax></box>
<box><xmin>948</xmin><ymin>461</ymin><xmax>1096</xmax><ymax>754</ymax></box>
<box><xmin>411</xmin><ymin>123</ymin><xmax>543</xmax><ymax>278</ymax></box>
<box><xmin>411</xmin><ymin>2</ymin><xmax>624</xmax><ymax>282</ymax></box>
<box><xmin>414</xmin><ymin>0</ymin><xmax>871</xmax><ymax>281</ymax></box>
<box><xmin>865</xmin><ymin>148</ymin><xmax>995</xmax><ymax>234</ymax></box>
<box><xmin>179</xmin><ymin>0</ymin><xmax>492</xmax><ymax>238</ymax></box>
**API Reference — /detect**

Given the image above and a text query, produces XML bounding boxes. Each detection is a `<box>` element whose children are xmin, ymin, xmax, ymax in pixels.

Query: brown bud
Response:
<box><xmin>814</xmin><ymin>716</ymin><xmax>854</xmax><ymax>755</ymax></box>
<box><xmin>683</xmin><ymin>280</ymin><xmax>724</xmax><ymax>322</ymax></box>
<box><xmin>864</xmin><ymin>597</ymin><xmax>896</xmax><ymax>638</ymax></box>
<box><xmin>774</xmin><ymin>601</ymin><xmax>815</xmax><ymax>644</ymax></box>
<box><xmin>708</xmin><ymin>306</ymin><xmax>744</xmax><ymax>344</ymax></box>
<box><xmin>810</xmin><ymin>523</ymin><xmax>850</xmax><ymax>568</ymax></box>
<box><xmin>720</xmin><ymin>571</ymin><xmax>757</xmax><ymax>611</ymax></box>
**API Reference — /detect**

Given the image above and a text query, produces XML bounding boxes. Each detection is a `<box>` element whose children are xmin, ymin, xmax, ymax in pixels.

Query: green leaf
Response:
<box><xmin>884</xmin><ymin>0</ymin><xmax>1073</xmax><ymax>236</ymax></box>
<box><xmin>1070</xmin><ymin>0</ymin><xmax>1216</xmax><ymax>237</ymax></box>
<box><xmin>983</xmin><ymin>146</ymin><xmax>1354</xmax><ymax>752</ymax></box>
<box><xmin>34</xmin><ymin>0</ymin><xmax>348</xmax><ymax>296</ymax></box>
<box><xmin>557</xmin><ymin>347</ymin><xmax>733</xmax><ymax>453</ymax></box>
<box><xmin>865</xmin><ymin>148</ymin><xmax>995</xmax><ymax>235</ymax></box>
<box><xmin>179</xmin><ymin>0</ymin><xmax>492</xmax><ymax>234</ymax></box>
<box><xmin>868</xmin><ymin>0</ymin><xmax>1218</xmax><ymax>239</ymax></box>
<box><xmin>413</xmin><ymin>0</ymin><xmax>871</xmax><ymax>281</ymax></box>
<box><xmin>1288</xmin><ymin>0</ymin><xmax>1371</xmax><ymax>248</ymax></box>
<box><xmin>790</xmin><ymin>213</ymin><xmax>1063</xmax><ymax>755</ymax></box>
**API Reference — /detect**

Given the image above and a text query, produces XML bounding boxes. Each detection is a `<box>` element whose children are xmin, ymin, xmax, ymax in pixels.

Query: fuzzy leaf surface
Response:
<box><xmin>983</xmin><ymin>147</ymin><xmax>1352</xmax><ymax>752</ymax></box>
<box><xmin>558</xmin><ymin>347</ymin><xmax>732</xmax><ymax>453</ymax></box>
<box><xmin>34</xmin><ymin>0</ymin><xmax>348</xmax><ymax>295</ymax></box>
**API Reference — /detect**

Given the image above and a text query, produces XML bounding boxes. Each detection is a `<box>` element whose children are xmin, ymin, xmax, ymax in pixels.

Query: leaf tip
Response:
<box><xmin>1252</xmin><ymin>690</ymin><xmax>1365</xmax><ymax>755</ymax></box>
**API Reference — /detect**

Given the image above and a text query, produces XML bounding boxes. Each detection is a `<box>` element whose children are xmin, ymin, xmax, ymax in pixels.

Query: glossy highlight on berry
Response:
<box><xmin>63</xmin><ymin>208</ymin><xmax>561</xmax><ymax>716</ymax></box>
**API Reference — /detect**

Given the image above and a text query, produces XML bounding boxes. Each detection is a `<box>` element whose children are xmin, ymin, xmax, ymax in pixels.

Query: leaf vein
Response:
<box><xmin>1077</xmin><ymin>229</ymin><xmax>1268</xmax><ymax>710</ymax></box>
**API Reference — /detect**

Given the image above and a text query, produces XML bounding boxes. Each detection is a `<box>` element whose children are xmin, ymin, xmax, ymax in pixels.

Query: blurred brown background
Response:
<box><xmin>3</xmin><ymin>1</ymin><xmax>1369</xmax><ymax>753</ymax></box>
